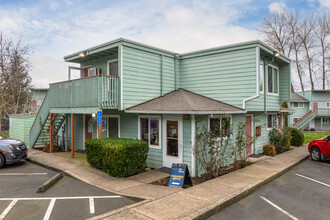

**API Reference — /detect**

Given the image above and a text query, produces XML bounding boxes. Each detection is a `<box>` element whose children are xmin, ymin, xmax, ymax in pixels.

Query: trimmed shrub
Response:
<box><xmin>263</xmin><ymin>145</ymin><xmax>276</xmax><ymax>156</ymax></box>
<box><xmin>269</xmin><ymin>128</ymin><xmax>283</xmax><ymax>153</ymax></box>
<box><xmin>288</xmin><ymin>127</ymin><xmax>304</xmax><ymax>146</ymax></box>
<box><xmin>310</xmin><ymin>128</ymin><xmax>315</xmax><ymax>131</ymax></box>
<box><xmin>85</xmin><ymin>138</ymin><xmax>149</xmax><ymax>177</ymax></box>
<box><xmin>282</xmin><ymin>128</ymin><xmax>291</xmax><ymax>151</ymax></box>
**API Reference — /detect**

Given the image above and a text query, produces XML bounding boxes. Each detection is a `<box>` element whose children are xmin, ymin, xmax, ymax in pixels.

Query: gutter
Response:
<box><xmin>124</xmin><ymin>110</ymin><xmax>247</xmax><ymax>114</ymax></box>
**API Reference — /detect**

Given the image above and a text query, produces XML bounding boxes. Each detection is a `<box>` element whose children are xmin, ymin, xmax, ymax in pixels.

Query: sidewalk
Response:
<box><xmin>27</xmin><ymin>145</ymin><xmax>309</xmax><ymax>220</ymax></box>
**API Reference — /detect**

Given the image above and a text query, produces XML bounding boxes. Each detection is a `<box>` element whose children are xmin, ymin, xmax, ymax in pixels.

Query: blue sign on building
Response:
<box><xmin>97</xmin><ymin>111</ymin><xmax>102</xmax><ymax>125</ymax></box>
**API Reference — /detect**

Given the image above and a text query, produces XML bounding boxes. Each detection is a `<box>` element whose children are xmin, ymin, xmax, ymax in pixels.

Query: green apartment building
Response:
<box><xmin>29</xmin><ymin>39</ymin><xmax>292</xmax><ymax>176</ymax></box>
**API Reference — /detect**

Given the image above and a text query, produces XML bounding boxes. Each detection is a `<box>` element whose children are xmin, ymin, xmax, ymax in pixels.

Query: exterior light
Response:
<box><xmin>79</xmin><ymin>51</ymin><xmax>86</xmax><ymax>57</ymax></box>
<box><xmin>274</xmin><ymin>51</ymin><xmax>280</xmax><ymax>57</ymax></box>
<box><xmin>92</xmin><ymin>113</ymin><xmax>96</xmax><ymax>118</ymax></box>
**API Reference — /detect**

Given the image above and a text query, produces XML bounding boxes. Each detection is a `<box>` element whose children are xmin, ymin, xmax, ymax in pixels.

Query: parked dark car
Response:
<box><xmin>0</xmin><ymin>135</ymin><xmax>28</xmax><ymax>168</ymax></box>
<box><xmin>308</xmin><ymin>135</ymin><xmax>330</xmax><ymax>161</ymax></box>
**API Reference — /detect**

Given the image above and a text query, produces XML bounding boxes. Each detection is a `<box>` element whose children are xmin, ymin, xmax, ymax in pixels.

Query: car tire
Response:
<box><xmin>310</xmin><ymin>147</ymin><xmax>321</xmax><ymax>161</ymax></box>
<box><xmin>0</xmin><ymin>153</ymin><xmax>5</xmax><ymax>168</ymax></box>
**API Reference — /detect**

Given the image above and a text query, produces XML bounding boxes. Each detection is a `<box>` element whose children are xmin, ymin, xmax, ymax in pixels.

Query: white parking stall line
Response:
<box><xmin>0</xmin><ymin>173</ymin><xmax>47</xmax><ymax>176</ymax></box>
<box><xmin>43</xmin><ymin>198</ymin><xmax>56</xmax><ymax>220</ymax></box>
<box><xmin>260</xmin><ymin>196</ymin><xmax>299</xmax><ymax>220</ymax></box>
<box><xmin>89</xmin><ymin>197</ymin><xmax>95</xmax><ymax>214</ymax></box>
<box><xmin>0</xmin><ymin>195</ymin><xmax>121</xmax><ymax>201</ymax></box>
<box><xmin>296</xmin><ymin>173</ymin><xmax>330</xmax><ymax>188</ymax></box>
<box><xmin>0</xmin><ymin>199</ymin><xmax>18</xmax><ymax>220</ymax></box>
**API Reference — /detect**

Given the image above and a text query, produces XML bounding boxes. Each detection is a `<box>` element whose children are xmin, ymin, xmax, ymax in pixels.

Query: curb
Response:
<box><xmin>37</xmin><ymin>172</ymin><xmax>63</xmax><ymax>193</ymax></box>
<box><xmin>189</xmin><ymin>154</ymin><xmax>309</xmax><ymax>220</ymax></box>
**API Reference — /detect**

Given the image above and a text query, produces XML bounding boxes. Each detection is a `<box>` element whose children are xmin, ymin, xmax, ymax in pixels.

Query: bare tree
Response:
<box><xmin>0</xmin><ymin>33</ymin><xmax>32</xmax><ymax>131</ymax></box>
<box><xmin>315</xmin><ymin>12</ymin><xmax>330</xmax><ymax>90</ymax></box>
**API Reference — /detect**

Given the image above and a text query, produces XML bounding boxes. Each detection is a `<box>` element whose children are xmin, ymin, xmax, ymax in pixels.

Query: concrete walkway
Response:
<box><xmin>27</xmin><ymin>146</ymin><xmax>309</xmax><ymax>220</ymax></box>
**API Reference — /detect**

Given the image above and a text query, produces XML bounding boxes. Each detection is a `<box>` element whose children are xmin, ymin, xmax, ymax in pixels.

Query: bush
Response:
<box><xmin>288</xmin><ymin>127</ymin><xmax>304</xmax><ymax>146</ymax></box>
<box><xmin>269</xmin><ymin>128</ymin><xmax>283</xmax><ymax>153</ymax></box>
<box><xmin>282</xmin><ymin>128</ymin><xmax>291</xmax><ymax>151</ymax></box>
<box><xmin>85</xmin><ymin>138</ymin><xmax>149</xmax><ymax>177</ymax></box>
<box><xmin>263</xmin><ymin>145</ymin><xmax>276</xmax><ymax>156</ymax></box>
<box><xmin>310</xmin><ymin>128</ymin><xmax>315</xmax><ymax>131</ymax></box>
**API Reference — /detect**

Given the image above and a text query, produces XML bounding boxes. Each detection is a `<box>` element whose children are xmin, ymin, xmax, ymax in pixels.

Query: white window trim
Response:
<box><xmin>107</xmin><ymin>58</ymin><xmax>118</xmax><ymax>75</ymax></box>
<box><xmin>208</xmin><ymin>115</ymin><xmax>233</xmax><ymax>139</ymax></box>
<box><xmin>138</xmin><ymin>115</ymin><xmax>161</xmax><ymax>150</ymax></box>
<box><xmin>293</xmin><ymin>102</ymin><xmax>304</xmax><ymax>108</ymax></box>
<box><xmin>267</xmin><ymin>113</ymin><xmax>279</xmax><ymax>130</ymax></box>
<box><xmin>322</xmin><ymin>117</ymin><xmax>329</xmax><ymax>124</ymax></box>
<box><xmin>293</xmin><ymin>117</ymin><xmax>300</xmax><ymax>124</ymax></box>
<box><xmin>260</xmin><ymin>61</ymin><xmax>264</xmax><ymax>94</ymax></box>
<box><xmin>267</xmin><ymin>64</ymin><xmax>279</xmax><ymax>96</ymax></box>
<box><xmin>102</xmin><ymin>115</ymin><xmax>120</xmax><ymax>138</ymax></box>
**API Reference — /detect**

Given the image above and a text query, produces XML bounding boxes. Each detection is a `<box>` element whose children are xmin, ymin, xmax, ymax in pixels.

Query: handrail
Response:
<box><xmin>29</xmin><ymin>91</ymin><xmax>49</xmax><ymax>137</ymax></box>
<box><xmin>293</xmin><ymin>110</ymin><xmax>315</xmax><ymax>126</ymax></box>
<box><xmin>50</xmin><ymin>74</ymin><xmax>119</xmax><ymax>85</ymax></box>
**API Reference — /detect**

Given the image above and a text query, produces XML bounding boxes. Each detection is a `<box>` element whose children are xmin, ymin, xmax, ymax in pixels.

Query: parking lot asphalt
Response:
<box><xmin>208</xmin><ymin>159</ymin><xmax>330</xmax><ymax>220</ymax></box>
<box><xmin>0</xmin><ymin>161</ymin><xmax>136</xmax><ymax>220</ymax></box>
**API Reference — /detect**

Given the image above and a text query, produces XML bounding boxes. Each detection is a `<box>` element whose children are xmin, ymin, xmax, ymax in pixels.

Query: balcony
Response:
<box><xmin>49</xmin><ymin>75</ymin><xmax>119</xmax><ymax>109</ymax></box>
<box><xmin>316</xmin><ymin>108</ymin><xmax>330</xmax><ymax>116</ymax></box>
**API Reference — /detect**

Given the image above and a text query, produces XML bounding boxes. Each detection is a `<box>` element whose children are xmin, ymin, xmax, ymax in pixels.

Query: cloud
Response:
<box><xmin>0</xmin><ymin>0</ymin><xmax>259</xmax><ymax>87</ymax></box>
<box><xmin>268</xmin><ymin>2</ymin><xmax>286</xmax><ymax>14</ymax></box>
<box><xmin>318</xmin><ymin>0</ymin><xmax>330</xmax><ymax>7</ymax></box>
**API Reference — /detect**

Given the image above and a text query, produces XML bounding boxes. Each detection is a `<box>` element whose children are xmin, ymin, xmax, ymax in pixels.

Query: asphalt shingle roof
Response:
<box><xmin>289</xmin><ymin>93</ymin><xmax>309</xmax><ymax>103</ymax></box>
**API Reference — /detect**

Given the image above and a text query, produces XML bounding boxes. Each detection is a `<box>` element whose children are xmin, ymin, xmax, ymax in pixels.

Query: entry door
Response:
<box><xmin>85</xmin><ymin>115</ymin><xmax>93</xmax><ymax>140</ymax></box>
<box><xmin>108</xmin><ymin>117</ymin><xmax>119</xmax><ymax>138</ymax></box>
<box><xmin>163</xmin><ymin>116</ymin><xmax>183</xmax><ymax>168</ymax></box>
<box><xmin>245</xmin><ymin>115</ymin><xmax>253</xmax><ymax>156</ymax></box>
<box><xmin>313</xmin><ymin>103</ymin><xmax>318</xmax><ymax>112</ymax></box>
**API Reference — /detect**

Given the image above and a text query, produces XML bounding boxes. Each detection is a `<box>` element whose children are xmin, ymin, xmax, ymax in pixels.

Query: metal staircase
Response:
<box><xmin>29</xmin><ymin>91</ymin><xmax>65</xmax><ymax>148</ymax></box>
<box><xmin>292</xmin><ymin>110</ymin><xmax>316</xmax><ymax>130</ymax></box>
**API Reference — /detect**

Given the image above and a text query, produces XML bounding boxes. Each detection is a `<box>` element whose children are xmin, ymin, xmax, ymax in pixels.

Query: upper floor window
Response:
<box><xmin>139</xmin><ymin>116</ymin><xmax>160</xmax><ymax>149</ymax></box>
<box><xmin>293</xmin><ymin>102</ymin><xmax>304</xmax><ymax>108</ymax></box>
<box><xmin>267</xmin><ymin>66</ymin><xmax>279</xmax><ymax>94</ymax></box>
<box><xmin>267</xmin><ymin>114</ymin><xmax>279</xmax><ymax>129</ymax></box>
<box><xmin>209</xmin><ymin>116</ymin><xmax>231</xmax><ymax>138</ymax></box>
<box><xmin>107</xmin><ymin>59</ymin><xmax>118</xmax><ymax>76</ymax></box>
<box><xmin>260</xmin><ymin>61</ymin><xmax>264</xmax><ymax>93</ymax></box>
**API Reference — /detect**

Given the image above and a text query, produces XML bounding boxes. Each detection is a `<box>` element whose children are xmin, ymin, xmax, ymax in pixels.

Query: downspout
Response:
<box><xmin>161</xmin><ymin>54</ymin><xmax>163</xmax><ymax>96</ymax></box>
<box><xmin>242</xmin><ymin>46</ymin><xmax>260</xmax><ymax>109</ymax></box>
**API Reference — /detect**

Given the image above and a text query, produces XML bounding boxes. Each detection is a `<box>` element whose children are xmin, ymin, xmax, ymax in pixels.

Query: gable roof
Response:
<box><xmin>125</xmin><ymin>89</ymin><xmax>246</xmax><ymax>114</ymax></box>
<box><xmin>289</xmin><ymin>93</ymin><xmax>309</xmax><ymax>103</ymax></box>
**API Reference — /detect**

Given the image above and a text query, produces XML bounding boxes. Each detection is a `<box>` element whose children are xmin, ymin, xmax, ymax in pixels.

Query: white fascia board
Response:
<box><xmin>125</xmin><ymin>110</ymin><xmax>246</xmax><ymax>114</ymax></box>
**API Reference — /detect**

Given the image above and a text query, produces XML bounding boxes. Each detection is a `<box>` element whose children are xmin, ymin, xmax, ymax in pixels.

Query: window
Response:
<box><xmin>322</xmin><ymin>118</ymin><xmax>329</xmax><ymax>124</ymax></box>
<box><xmin>293</xmin><ymin>102</ymin><xmax>304</xmax><ymax>108</ymax></box>
<box><xmin>326</xmin><ymin>102</ymin><xmax>330</xmax><ymax>108</ymax></box>
<box><xmin>139</xmin><ymin>116</ymin><xmax>160</xmax><ymax>148</ymax></box>
<box><xmin>293</xmin><ymin>118</ymin><xmax>300</xmax><ymax>123</ymax></box>
<box><xmin>267</xmin><ymin>66</ymin><xmax>279</xmax><ymax>94</ymax></box>
<box><xmin>209</xmin><ymin>116</ymin><xmax>231</xmax><ymax>138</ymax></box>
<box><xmin>267</xmin><ymin>114</ymin><xmax>279</xmax><ymax>129</ymax></box>
<box><xmin>260</xmin><ymin>61</ymin><xmax>264</xmax><ymax>93</ymax></box>
<box><xmin>107</xmin><ymin>59</ymin><xmax>118</xmax><ymax>76</ymax></box>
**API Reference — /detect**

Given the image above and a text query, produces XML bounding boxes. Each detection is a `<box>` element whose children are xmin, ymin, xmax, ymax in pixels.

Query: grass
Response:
<box><xmin>0</xmin><ymin>133</ymin><xmax>8</xmax><ymax>137</ymax></box>
<box><xmin>303</xmin><ymin>132</ymin><xmax>330</xmax><ymax>144</ymax></box>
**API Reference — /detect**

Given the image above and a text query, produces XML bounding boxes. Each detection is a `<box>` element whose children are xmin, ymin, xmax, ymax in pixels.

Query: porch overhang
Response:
<box><xmin>125</xmin><ymin>88</ymin><xmax>246</xmax><ymax>115</ymax></box>
<box><xmin>280</xmin><ymin>107</ymin><xmax>295</xmax><ymax>114</ymax></box>
<box><xmin>50</xmin><ymin>107</ymin><xmax>101</xmax><ymax>114</ymax></box>
<box><xmin>125</xmin><ymin>110</ymin><xmax>247</xmax><ymax>114</ymax></box>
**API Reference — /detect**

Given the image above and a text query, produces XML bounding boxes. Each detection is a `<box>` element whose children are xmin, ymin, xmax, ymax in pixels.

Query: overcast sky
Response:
<box><xmin>0</xmin><ymin>0</ymin><xmax>329</xmax><ymax>88</ymax></box>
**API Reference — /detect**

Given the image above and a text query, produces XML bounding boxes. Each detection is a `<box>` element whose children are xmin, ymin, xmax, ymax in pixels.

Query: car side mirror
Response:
<box><xmin>324</xmin><ymin>137</ymin><xmax>329</xmax><ymax>142</ymax></box>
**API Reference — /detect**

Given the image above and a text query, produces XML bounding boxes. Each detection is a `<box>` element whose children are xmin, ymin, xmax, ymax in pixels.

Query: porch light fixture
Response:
<box><xmin>92</xmin><ymin>113</ymin><xmax>96</xmax><ymax>118</ymax></box>
<box><xmin>79</xmin><ymin>51</ymin><xmax>86</xmax><ymax>57</ymax></box>
<box><xmin>273</xmin><ymin>51</ymin><xmax>280</xmax><ymax>57</ymax></box>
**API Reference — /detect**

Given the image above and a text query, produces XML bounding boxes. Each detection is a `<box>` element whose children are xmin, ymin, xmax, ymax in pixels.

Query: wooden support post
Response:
<box><xmin>49</xmin><ymin>113</ymin><xmax>53</xmax><ymax>153</ymax></box>
<box><xmin>98</xmin><ymin>124</ymin><xmax>102</xmax><ymax>139</ymax></box>
<box><xmin>71</xmin><ymin>113</ymin><xmax>74</xmax><ymax>157</ymax></box>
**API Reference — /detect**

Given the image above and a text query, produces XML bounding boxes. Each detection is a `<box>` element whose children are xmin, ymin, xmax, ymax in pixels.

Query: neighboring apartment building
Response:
<box><xmin>289</xmin><ymin>90</ymin><xmax>330</xmax><ymax>130</ymax></box>
<box><xmin>29</xmin><ymin>38</ymin><xmax>291</xmax><ymax>176</ymax></box>
<box><xmin>30</xmin><ymin>88</ymin><xmax>48</xmax><ymax>113</ymax></box>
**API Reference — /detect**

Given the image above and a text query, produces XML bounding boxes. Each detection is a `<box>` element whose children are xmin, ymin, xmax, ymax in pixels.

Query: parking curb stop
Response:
<box><xmin>37</xmin><ymin>172</ymin><xmax>63</xmax><ymax>193</ymax></box>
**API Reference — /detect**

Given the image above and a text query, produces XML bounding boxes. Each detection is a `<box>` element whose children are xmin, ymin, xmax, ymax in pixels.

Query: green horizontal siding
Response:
<box><xmin>9</xmin><ymin>115</ymin><xmax>36</xmax><ymax>145</ymax></box>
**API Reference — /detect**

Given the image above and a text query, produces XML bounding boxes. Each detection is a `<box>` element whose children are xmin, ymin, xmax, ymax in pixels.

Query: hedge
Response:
<box><xmin>287</xmin><ymin>127</ymin><xmax>304</xmax><ymax>146</ymax></box>
<box><xmin>85</xmin><ymin>138</ymin><xmax>149</xmax><ymax>177</ymax></box>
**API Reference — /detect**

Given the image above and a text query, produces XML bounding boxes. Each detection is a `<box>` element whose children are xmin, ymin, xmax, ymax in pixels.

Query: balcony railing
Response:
<box><xmin>49</xmin><ymin>75</ymin><xmax>119</xmax><ymax>109</ymax></box>
<box><xmin>315</xmin><ymin>108</ymin><xmax>330</xmax><ymax>116</ymax></box>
